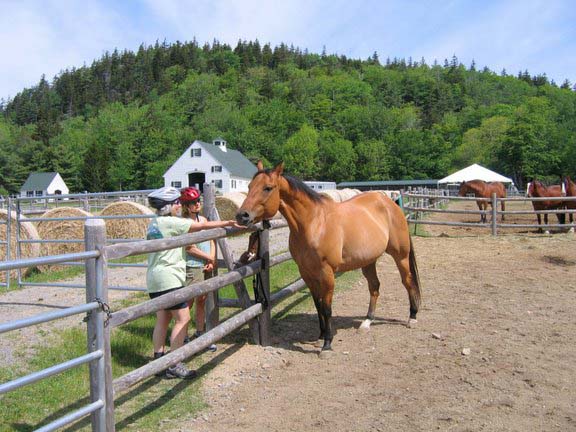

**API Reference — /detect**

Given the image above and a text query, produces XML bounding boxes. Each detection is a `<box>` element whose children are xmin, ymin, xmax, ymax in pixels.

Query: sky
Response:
<box><xmin>1</xmin><ymin>0</ymin><xmax>575</xmax><ymax>101</ymax></box>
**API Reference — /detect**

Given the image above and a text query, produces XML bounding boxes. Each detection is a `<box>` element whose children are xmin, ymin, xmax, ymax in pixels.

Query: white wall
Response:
<box><xmin>163</xmin><ymin>141</ymin><xmax>251</xmax><ymax>194</ymax></box>
<box><xmin>47</xmin><ymin>174</ymin><xmax>69</xmax><ymax>195</ymax></box>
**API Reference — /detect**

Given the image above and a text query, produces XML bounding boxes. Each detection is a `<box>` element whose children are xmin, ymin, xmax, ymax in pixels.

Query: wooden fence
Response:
<box><xmin>0</xmin><ymin>186</ymin><xmax>305</xmax><ymax>431</ymax></box>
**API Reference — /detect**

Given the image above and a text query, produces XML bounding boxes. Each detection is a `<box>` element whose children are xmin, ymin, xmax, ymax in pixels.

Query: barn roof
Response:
<box><xmin>20</xmin><ymin>172</ymin><xmax>59</xmax><ymax>191</ymax></box>
<box><xmin>438</xmin><ymin>164</ymin><xmax>513</xmax><ymax>184</ymax></box>
<box><xmin>199</xmin><ymin>141</ymin><xmax>257</xmax><ymax>178</ymax></box>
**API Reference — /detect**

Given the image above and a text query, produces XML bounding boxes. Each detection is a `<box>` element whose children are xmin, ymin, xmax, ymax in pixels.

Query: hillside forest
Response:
<box><xmin>0</xmin><ymin>39</ymin><xmax>575</xmax><ymax>195</ymax></box>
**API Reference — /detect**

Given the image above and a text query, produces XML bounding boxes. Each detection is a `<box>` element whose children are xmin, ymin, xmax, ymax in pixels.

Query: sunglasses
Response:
<box><xmin>186</xmin><ymin>199</ymin><xmax>201</xmax><ymax>205</ymax></box>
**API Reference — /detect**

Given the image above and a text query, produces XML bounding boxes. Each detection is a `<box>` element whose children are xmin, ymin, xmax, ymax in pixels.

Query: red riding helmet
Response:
<box><xmin>180</xmin><ymin>187</ymin><xmax>201</xmax><ymax>203</ymax></box>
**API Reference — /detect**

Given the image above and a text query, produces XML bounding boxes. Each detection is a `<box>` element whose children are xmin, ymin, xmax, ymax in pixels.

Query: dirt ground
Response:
<box><xmin>175</xmin><ymin>201</ymin><xmax>576</xmax><ymax>432</ymax></box>
<box><xmin>2</xmin><ymin>203</ymin><xmax>576</xmax><ymax>431</ymax></box>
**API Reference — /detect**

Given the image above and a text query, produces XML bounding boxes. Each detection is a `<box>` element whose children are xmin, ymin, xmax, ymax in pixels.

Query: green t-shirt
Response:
<box><xmin>146</xmin><ymin>216</ymin><xmax>193</xmax><ymax>293</ymax></box>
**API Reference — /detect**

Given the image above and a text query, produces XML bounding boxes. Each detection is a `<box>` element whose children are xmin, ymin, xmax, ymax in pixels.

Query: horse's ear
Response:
<box><xmin>256</xmin><ymin>160</ymin><xmax>264</xmax><ymax>171</ymax></box>
<box><xmin>273</xmin><ymin>162</ymin><xmax>284</xmax><ymax>176</ymax></box>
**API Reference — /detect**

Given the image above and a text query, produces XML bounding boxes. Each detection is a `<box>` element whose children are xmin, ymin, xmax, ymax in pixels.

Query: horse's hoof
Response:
<box><xmin>358</xmin><ymin>319</ymin><xmax>372</xmax><ymax>333</ymax></box>
<box><xmin>407</xmin><ymin>318</ymin><xmax>418</xmax><ymax>328</ymax></box>
<box><xmin>544</xmin><ymin>230</ymin><xmax>550</xmax><ymax>235</ymax></box>
<box><xmin>314</xmin><ymin>339</ymin><xmax>324</xmax><ymax>348</ymax></box>
<box><xmin>318</xmin><ymin>349</ymin><xmax>333</xmax><ymax>359</ymax></box>
<box><xmin>569</xmin><ymin>227</ymin><xmax>575</xmax><ymax>234</ymax></box>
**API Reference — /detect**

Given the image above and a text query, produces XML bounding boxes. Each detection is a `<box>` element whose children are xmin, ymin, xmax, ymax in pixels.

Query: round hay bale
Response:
<box><xmin>216</xmin><ymin>192</ymin><xmax>247</xmax><ymax>221</ymax></box>
<box><xmin>100</xmin><ymin>201</ymin><xmax>154</xmax><ymax>240</ymax></box>
<box><xmin>0</xmin><ymin>210</ymin><xmax>40</xmax><ymax>282</ymax></box>
<box><xmin>36</xmin><ymin>207</ymin><xmax>93</xmax><ymax>272</ymax></box>
<box><xmin>319</xmin><ymin>190</ymin><xmax>343</xmax><ymax>202</ymax></box>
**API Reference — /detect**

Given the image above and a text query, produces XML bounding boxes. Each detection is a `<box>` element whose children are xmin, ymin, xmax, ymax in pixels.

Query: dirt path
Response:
<box><xmin>174</xmin><ymin>208</ymin><xmax>576</xmax><ymax>432</ymax></box>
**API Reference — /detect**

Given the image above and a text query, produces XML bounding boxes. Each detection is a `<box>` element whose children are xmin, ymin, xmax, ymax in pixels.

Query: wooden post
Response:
<box><xmin>85</xmin><ymin>219</ymin><xmax>114</xmax><ymax>432</ymax></box>
<box><xmin>491</xmin><ymin>193</ymin><xmax>497</xmax><ymax>236</ymax></box>
<box><xmin>203</xmin><ymin>184</ymin><xmax>219</xmax><ymax>331</ymax></box>
<box><xmin>256</xmin><ymin>226</ymin><xmax>271</xmax><ymax>346</ymax></box>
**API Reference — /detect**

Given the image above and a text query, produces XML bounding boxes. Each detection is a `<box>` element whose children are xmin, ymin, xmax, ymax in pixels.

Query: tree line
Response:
<box><xmin>0</xmin><ymin>39</ymin><xmax>575</xmax><ymax>195</ymax></box>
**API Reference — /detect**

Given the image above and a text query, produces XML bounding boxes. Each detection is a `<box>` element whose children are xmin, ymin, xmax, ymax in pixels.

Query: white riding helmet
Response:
<box><xmin>148</xmin><ymin>187</ymin><xmax>180</xmax><ymax>210</ymax></box>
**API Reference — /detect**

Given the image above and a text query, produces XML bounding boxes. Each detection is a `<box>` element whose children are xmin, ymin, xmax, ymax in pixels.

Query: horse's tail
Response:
<box><xmin>408</xmin><ymin>235</ymin><xmax>422</xmax><ymax>311</ymax></box>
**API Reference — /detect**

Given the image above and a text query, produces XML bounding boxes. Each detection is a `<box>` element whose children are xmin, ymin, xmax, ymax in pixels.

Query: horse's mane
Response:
<box><xmin>255</xmin><ymin>169</ymin><xmax>324</xmax><ymax>203</ymax></box>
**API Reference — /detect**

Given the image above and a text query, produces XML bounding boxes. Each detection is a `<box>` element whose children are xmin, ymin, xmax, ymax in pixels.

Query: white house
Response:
<box><xmin>163</xmin><ymin>138</ymin><xmax>257</xmax><ymax>194</ymax></box>
<box><xmin>20</xmin><ymin>172</ymin><xmax>69</xmax><ymax>198</ymax></box>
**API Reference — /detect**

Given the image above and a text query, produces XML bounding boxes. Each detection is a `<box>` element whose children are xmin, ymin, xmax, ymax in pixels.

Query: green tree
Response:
<box><xmin>281</xmin><ymin>124</ymin><xmax>319</xmax><ymax>178</ymax></box>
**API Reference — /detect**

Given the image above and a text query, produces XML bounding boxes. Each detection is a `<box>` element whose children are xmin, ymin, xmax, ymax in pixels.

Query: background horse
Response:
<box><xmin>458</xmin><ymin>180</ymin><xmax>506</xmax><ymax>223</ymax></box>
<box><xmin>236</xmin><ymin>161</ymin><xmax>422</xmax><ymax>352</ymax></box>
<box><xmin>527</xmin><ymin>179</ymin><xmax>566</xmax><ymax>233</ymax></box>
<box><xmin>563</xmin><ymin>176</ymin><xmax>576</xmax><ymax>231</ymax></box>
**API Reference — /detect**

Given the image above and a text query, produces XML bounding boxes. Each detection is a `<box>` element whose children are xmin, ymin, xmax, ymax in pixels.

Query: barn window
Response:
<box><xmin>26</xmin><ymin>191</ymin><xmax>34</xmax><ymax>197</ymax></box>
<box><xmin>211</xmin><ymin>165</ymin><xmax>222</xmax><ymax>173</ymax></box>
<box><xmin>171</xmin><ymin>181</ymin><xmax>182</xmax><ymax>188</ymax></box>
<box><xmin>35</xmin><ymin>190</ymin><xmax>43</xmax><ymax>196</ymax></box>
<box><xmin>191</xmin><ymin>148</ymin><xmax>201</xmax><ymax>157</ymax></box>
<box><xmin>231</xmin><ymin>179</ymin><xmax>237</xmax><ymax>189</ymax></box>
<box><xmin>212</xmin><ymin>179</ymin><xmax>223</xmax><ymax>188</ymax></box>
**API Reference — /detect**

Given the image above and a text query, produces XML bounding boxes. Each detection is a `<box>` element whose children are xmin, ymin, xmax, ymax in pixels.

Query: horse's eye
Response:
<box><xmin>264</xmin><ymin>186</ymin><xmax>274</xmax><ymax>193</ymax></box>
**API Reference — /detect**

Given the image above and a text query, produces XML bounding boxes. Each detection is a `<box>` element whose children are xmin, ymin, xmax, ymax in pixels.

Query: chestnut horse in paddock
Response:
<box><xmin>527</xmin><ymin>180</ymin><xmax>566</xmax><ymax>233</ymax></box>
<box><xmin>236</xmin><ymin>161</ymin><xmax>422</xmax><ymax>352</ymax></box>
<box><xmin>458</xmin><ymin>180</ymin><xmax>507</xmax><ymax>223</ymax></box>
<box><xmin>563</xmin><ymin>176</ymin><xmax>576</xmax><ymax>230</ymax></box>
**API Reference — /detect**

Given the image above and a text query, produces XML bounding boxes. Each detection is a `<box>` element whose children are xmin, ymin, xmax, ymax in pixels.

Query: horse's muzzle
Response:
<box><xmin>235</xmin><ymin>210</ymin><xmax>252</xmax><ymax>226</ymax></box>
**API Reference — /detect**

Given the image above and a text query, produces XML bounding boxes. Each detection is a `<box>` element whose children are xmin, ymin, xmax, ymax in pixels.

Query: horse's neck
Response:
<box><xmin>278</xmin><ymin>177</ymin><xmax>324</xmax><ymax>236</ymax></box>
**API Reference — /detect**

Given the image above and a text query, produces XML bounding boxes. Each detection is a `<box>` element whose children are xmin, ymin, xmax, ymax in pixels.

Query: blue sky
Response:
<box><xmin>1</xmin><ymin>0</ymin><xmax>575</xmax><ymax>101</ymax></box>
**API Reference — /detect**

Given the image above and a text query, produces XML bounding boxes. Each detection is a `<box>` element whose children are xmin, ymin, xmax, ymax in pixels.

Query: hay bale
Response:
<box><xmin>319</xmin><ymin>190</ymin><xmax>343</xmax><ymax>202</ymax></box>
<box><xmin>36</xmin><ymin>207</ymin><xmax>93</xmax><ymax>272</ymax></box>
<box><xmin>100</xmin><ymin>201</ymin><xmax>154</xmax><ymax>240</ymax></box>
<box><xmin>0</xmin><ymin>210</ymin><xmax>40</xmax><ymax>281</ymax></box>
<box><xmin>216</xmin><ymin>192</ymin><xmax>247</xmax><ymax>221</ymax></box>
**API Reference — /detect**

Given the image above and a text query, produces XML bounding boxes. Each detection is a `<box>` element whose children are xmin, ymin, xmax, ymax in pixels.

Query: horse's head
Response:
<box><xmin>457</xmin><ymin>182</ymin><xmax>469</xmax><ymax>197</ymax></box>
<box><xmin>236</xmin><ymin>160</ymin><xmax>284</xmax><ymax>226</ymax></box>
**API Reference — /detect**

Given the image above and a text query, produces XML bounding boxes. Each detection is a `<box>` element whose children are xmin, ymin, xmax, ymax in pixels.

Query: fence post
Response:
<box><xmin>256</xmin><ymin>226</ymin><xmax>271</xmax><ymax>346</ymax></box>
<box><xmin>85</xmin><ymin>219</ymin><xmax>115</xmax><ymax>432</ymax></box>
<box><xmin>491</xmin><ymin>193</ymin><xmax>497</xmax><ymax>236</ymax></box>
<box><xmin>203</xmin><ymin>184</ymin><xmax>220</xmax><ymax>332</ymax></box>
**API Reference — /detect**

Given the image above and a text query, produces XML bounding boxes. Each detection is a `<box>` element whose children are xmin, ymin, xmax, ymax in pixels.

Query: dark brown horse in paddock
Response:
<box><xmin>236</xmin><ymin>161</ymin><xmax>422</xmax><ymax>352</ymax></box>
<box><xmin>527</xmin><ymin>180</ymin><xmax>566</xmax><ymax>234</ymax></box>
<box><xmin>563</xmin><ymin>176</ymin><xmax>576</xmax><ymax>231</ymax></box>
<box><xmin>457</xmin><ymin>180</ymin><xmax>507</xmax><ymax>223</ymax></box>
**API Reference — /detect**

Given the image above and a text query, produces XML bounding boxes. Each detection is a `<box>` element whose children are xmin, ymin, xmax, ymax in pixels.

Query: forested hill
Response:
<box><xmin>0</xmin><ymin>39</ymin><xmax>575</xmax><ymax>195</ymax></box>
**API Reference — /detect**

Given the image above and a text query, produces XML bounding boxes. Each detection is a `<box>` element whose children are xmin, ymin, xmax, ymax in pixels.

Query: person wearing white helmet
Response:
<box><xmin>146</xmin><ymin>186</ymin><xmax>238</xmax><ymax>379</ymax></box>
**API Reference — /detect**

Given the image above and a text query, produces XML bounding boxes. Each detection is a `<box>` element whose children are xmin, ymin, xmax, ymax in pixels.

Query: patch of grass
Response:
<box><xmin>0</xmin><ymin>259</ymin><xmax>362</xmax><ymax>431</ymax></box>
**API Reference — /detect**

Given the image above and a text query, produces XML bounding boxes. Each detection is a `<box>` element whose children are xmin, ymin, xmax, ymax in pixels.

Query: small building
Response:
<box><xmin>20</xmin><ymin>172</ymin><xmax>69</xmax><ymax>199</ymax></box>
<box><xmin>337</xmin><ymin>179</ymin><xmax>439</xmax><ymax>192</ymax></box>
<box><xmin>437</xmin><ymin>164</ymin><xmax>516</xmax><ymax>194</ymax></box>
<box><xmin>304</xmin><ymin>181</ymin><xmax>337</xmax><ymax>191</ymax></box>
<box><xmin>163</xmin><ymin>138</ymin><xmax>257</xmax><ymax>194</ymax></box>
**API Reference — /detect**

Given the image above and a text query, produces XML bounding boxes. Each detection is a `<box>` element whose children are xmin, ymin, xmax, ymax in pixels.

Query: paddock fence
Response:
<box><xmin>403</xmin><ymin>192</ymin><xmax>576</xmax><ymax>235</ymax></box>
<box><xmin>0</xmin><ymin>185</ymin><xmax>306</xmax><ymax>432</ymax></box>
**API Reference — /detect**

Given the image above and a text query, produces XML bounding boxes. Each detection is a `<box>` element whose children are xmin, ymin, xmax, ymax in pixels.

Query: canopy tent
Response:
<box><xmin>438</xmin><ymin>164</ymin><xmax>514</xmax><ymax>185</ymax></box>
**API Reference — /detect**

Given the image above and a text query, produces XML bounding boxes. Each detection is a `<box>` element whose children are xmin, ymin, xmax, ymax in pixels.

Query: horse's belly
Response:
<box><xmin>336</xmin><ymin>231</ymin><xmax>388</xmax><ymax>272</ymax></box>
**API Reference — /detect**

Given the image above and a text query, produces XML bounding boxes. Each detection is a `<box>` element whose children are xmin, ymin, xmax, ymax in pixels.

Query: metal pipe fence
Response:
<box><xmin>403</xmin><ymin>192</ymin><xmax>576</xmax><ymax>235</ymax></box>
<box><xmin>0</xmin><ymin>185</ymin><xmax>304</xmax><ymax>431</ymax></box>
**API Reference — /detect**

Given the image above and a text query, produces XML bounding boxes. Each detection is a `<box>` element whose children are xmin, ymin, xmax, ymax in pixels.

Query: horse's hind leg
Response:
<box><xmin>391</xmin><ymin>244</ymin><xmax>421</xmax><ymax>328</ymax></box>
<box><xmin>359</xmin><ymin>261</ymin><xmax>380</xmax><ymax>332</ymax></box>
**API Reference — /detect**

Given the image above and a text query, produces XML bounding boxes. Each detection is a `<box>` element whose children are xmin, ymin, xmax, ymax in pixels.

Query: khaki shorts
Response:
<box><xmin>186</xmin><ymin>267</ymin><xmax>205</xmax><ymax>286</ymax></box>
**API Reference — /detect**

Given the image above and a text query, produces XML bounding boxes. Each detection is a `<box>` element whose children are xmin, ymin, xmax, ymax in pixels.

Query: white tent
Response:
<box><xmin>438</xmin><ymin>164</ymin><xmax>514</xmax><ymax>185</ymax></box>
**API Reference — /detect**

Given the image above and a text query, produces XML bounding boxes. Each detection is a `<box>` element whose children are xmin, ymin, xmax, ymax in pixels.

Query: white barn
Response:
<box><xmin>20</xmin><ymin>172</ymin><xmax>69</xmax><ymax>198</ymax></box>
<box><xmin>163</xmin><ymin>138</ymin><xmax>257</xmax><ymax>194</ymax></box>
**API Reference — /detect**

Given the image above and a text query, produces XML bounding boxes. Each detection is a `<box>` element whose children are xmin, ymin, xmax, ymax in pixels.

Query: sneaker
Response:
<box><xmin>194</xmin><ymin>331</ymin><xmax>217</xmax><ymax>352</ymax></box>
<box><xmin>153</xmin><ymin>352</ymin><xmax>165</xmax><ymax>377</ymax></box>
<box><xmin>183</xmin><ymin>335</ymin><xmax>191</xmax><ymax>344</ymax></box>
<box><xmin>165</xmin><ymin>362</ymin><xmax>197</xmax><ymax>379</ymax></box>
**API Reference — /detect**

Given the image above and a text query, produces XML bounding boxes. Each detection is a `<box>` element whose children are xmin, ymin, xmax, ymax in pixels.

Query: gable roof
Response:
<box><xmin>21</xmin><ymin>172</ymin><xmax>59</xmax><ymax>191</ymax></box>
<box><xmin>198</xmin><ymin>141</ymin><xmax>257</xmax><ymax>177</ymax></box>
<box><xmin>438</xmin><ymin>164</ymin><xmax>513</xmax><ymax>184</ymax></box>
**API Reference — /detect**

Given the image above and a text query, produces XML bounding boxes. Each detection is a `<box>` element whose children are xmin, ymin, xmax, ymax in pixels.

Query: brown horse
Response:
<box><xmin>563</xmin><ymin>176</ymin><xmax>576</xmax><ymax>230</ymax></box>
<box><xmin>527</xmin><ymin>180</ymin><xmax>566</xmax><ymax>233</ymax></box>
<box><xmin>236</xmin><ymin>161</ymin><xmax>422</xmax><ymax>352</ymax></box>
<box><xmin>457</xmin><ymin>180</ymin><xmax>506</xmax><ymax>223</ymax></box>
